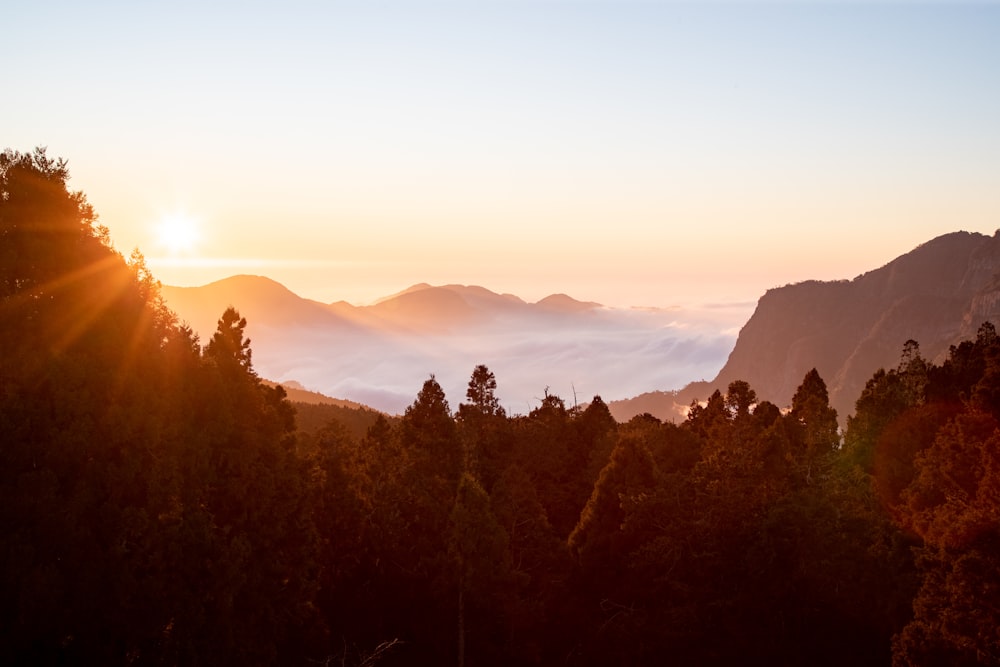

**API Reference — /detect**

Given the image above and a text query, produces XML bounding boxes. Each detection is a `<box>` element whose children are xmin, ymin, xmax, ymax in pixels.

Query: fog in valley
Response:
<box><xmin>162</xmin><ymin>277</ymin><xmax>753</xmax><ymax>414</ymax></box>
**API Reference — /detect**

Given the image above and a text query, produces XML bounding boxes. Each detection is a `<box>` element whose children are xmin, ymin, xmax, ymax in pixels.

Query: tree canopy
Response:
<box><xmin>3</xmin><ymin>147</ymin><xmax>999</xmax><ymax>666</ymax></box>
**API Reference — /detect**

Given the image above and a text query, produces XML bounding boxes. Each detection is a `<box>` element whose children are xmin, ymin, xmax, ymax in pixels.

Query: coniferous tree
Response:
<box><xmin>0</xmin><ymin>149</ymin><xmax>320</xmax><ymax>664</ymax></box>
<box><xmin>457</xmin><ymin>365</ymin><xmax>512</xmax><ymax>492</ymax></box>
<box><xmin>789</xmin><ymin>368</ymin><xmax>840</xmax><ymax>484</ymax></box>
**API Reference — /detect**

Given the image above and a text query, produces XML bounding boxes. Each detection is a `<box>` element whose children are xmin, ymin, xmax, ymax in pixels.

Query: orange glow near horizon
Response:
<box><xmin>13</xmin><ymin>3</ymin><xmax>993</xmax><ymax>312</ymax></box>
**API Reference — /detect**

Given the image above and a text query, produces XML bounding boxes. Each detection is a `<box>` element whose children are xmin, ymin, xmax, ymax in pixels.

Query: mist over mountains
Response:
<box><xmin>162</xmin><ymin>230</ymin><xmax>1000</xmax><ymax>422</ymax></box>
<box><xmin>161</xmin><ymin>279</ymin><xmax>749</xmax><ymax>415</ymax></box>
<box><xmin>623</xmin><ymin>230</ymin><xmax>1000</xmax><ymax>423</ymax></box>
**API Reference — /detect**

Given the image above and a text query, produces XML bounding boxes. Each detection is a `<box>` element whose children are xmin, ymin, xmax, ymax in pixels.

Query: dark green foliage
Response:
<box><xmin>565</xmin><ymin>369</ymin><xmax>917</xmax><ymax>666</ymax></box>
<box><xmin>5</xmin><ymin>147</ymin><xmax>1000</xmax><ymax>665</ymax></box>
<box><xmin>457</xmin><ymin>365</ymin><xmax>513</xmax><ymax>492</ymax></box>
<box><xmin>293</xmin><ymin>400</ymin><xmax>395</xmax><ymax>443</ymax></box>
<box><xmin>1</xmin><ymin>150</ymin><xmax>316</xmax><ymax>665</ymax></box>
<box><xmin>789</xmin><ymin>368</ymin><xmax>840</xmax><ymax>481</ymax></box>
<box><xmin>568</xmin><ymin>432</ymin><xmax>658</xmax><ymax>579</ymax></box>
<box><xmin>889</xmin><ymin>411</ymin><xmax>1000</xmax><ymax>665</ymax></box>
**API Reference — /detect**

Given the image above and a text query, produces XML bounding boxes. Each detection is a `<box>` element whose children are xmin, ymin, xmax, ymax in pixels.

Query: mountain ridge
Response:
<box><xmin>610</xmin><ymin>230</ymin><xmax>1000</xmax><ymax>423</ymax></box>
<box><xmin>160</xmin><ymin>278</ymin><xmax>743</xmax><ymax>415</ymax></box>
<box><xmin>162</xmin><ymin>230</ymin><xmax>1000</xmax><ymax>422</ymax></box>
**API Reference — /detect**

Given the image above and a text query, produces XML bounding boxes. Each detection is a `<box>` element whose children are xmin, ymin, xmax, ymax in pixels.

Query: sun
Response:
<box><xmin>155</xmin><ymin>212</ymin><xmax>201</xmax><ymax>255</ymax></box>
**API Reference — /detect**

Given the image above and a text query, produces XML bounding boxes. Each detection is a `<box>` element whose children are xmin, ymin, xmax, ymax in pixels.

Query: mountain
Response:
<box><xmin>163</xmin><ymin>232</ymin><xmax>1000</xmax><ymax>423</ymax></box>
<box><xmin>610</xmin><ymin>230</ymin><xmax>1000</xmax><ymax>424</ymax></box>
<box><xmin>162</xmin><ymin>275</ymin><xmax>357</xmax><ymax>337</ymax></box>
<box><xmin>261</xmin><ymin>380</ymin><xmax>367</xmax><ymax>409</ymax></box>
<box><xmin>161</xmin><ymin>279</ymin><xmax>747</xmax><ymax>415</ymax></box>
<box><xmin>535</xmin><ymin>293</ymin><xmax>602</xmax><ymax>313</ymax></box>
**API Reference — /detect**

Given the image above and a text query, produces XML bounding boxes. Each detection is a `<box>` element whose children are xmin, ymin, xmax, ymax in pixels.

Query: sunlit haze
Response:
<box><xmin>154</xmin><ymin>211</ymin><xmax>201</xmax><ymax>255</ymax></box>
<box><xmin>7</xmin><ymin>1</ymin><xmax>999</xmax><ymax>308</ymax></box>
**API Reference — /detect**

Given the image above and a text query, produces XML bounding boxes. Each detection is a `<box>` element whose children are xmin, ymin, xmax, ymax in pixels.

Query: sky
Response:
<box><xmin>6</xmin><ymin>0</ymin><xmax>1000</xmax><ymax>309</ymax></box>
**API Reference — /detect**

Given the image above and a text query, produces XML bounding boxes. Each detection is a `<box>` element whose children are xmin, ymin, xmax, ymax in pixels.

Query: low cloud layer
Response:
<box><xmin>163</xmin><ymin>277</ymin><xmax>752</xmax><ymax>415</ymax></box>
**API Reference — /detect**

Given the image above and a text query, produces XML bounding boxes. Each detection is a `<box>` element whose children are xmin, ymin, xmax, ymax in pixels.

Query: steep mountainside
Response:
<box><xmin>613</xmin><ymin>231</ymin><xmax>1000</xmax><ymax>423</ymax></box>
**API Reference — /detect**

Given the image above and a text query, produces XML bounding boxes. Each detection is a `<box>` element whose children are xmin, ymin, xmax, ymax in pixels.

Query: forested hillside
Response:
<box><xmin>2</xmin><ymin>149</ymin><xmax>998</xmax><ymax>665</ymax></box>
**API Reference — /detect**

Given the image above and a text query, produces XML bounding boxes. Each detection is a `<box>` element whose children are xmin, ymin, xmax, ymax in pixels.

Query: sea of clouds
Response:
<box><xmin>248</xmin><ymin>302</ymin><xmax>752</xmax><ymax>415</ymax></box>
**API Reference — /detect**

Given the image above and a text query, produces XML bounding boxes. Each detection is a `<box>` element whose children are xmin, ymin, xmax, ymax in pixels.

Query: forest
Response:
<box><xmin>2</xmin><ymin>147</ymin><xmax>998</xmax><ymax>666</ymax></box>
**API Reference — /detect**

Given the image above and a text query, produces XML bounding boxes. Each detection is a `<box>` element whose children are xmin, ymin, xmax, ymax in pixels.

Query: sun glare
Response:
<box><xmin>155</xmin><ymin>213</ymin><xmax>201</xmax><ymax>255</ymax></box>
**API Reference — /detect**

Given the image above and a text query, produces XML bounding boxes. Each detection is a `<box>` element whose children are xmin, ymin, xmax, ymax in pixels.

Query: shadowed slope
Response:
<box><xmin>613</xmin><ymin>231</ymin><xmax>1000</xmax><ymax>423</ymax></box>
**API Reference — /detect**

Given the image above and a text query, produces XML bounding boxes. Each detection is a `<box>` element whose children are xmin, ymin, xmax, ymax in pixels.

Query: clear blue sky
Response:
<box><xmin>6</xmin><ymin>1</ymin><xmax>1000</xmax><ymax>307</ymax></box>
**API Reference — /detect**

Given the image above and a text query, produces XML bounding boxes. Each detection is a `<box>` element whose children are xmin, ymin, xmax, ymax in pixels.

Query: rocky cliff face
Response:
<box><xmin>959</xmin><ymin>233</ymin><xmax>1000</xmax><ymax>338</ymax></box>
<box><xmin>712</xmin><ymin>230</ymin><xmax>1000</xmax><ymax>421</ymax></box>
<box><xmin>641</xmin><ymin>231</ymin><xmax>1000</xmax><ymax>425</ymax></box>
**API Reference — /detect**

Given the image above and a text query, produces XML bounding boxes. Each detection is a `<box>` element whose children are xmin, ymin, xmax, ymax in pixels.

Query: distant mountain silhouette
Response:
<box><xmin>362</xmin><ymin>284</ymin><xmax>597</xmax><ymax>329</ymax></box>
<box><xmin>162</xmin><ymin>275</ymin><xmax>356</xmax><ymax>337</ymax></box>
<box><xmin>164</xmin><ymin>233</ymin><xmax>1000</xmax><ymax>422</ymax></box>
<box><xmin>610</xmin><ymin>230</ymin><xmax>1000</xmax><ymax>423</ymax></box>
<box><xmin>161</xmin><ymin>280</ymin><xmax>743</xmax><ymax>415</ymax></box>
<box><xmin>261</xmin><ymin>380</ymin><xmax>367</xmax><ymax>409</ymax></box>
<box><xmin>367</xmin><ymin>285</ymin><xmax>485</xmax><ymax>331</ymax></box>
<box><xmin>534</xmin><ymin>293</ymin><xmax>602</xmax><ymax>313</ymax></box>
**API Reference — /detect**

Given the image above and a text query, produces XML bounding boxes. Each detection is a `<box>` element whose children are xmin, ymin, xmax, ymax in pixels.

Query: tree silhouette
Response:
<box><xmin>457</xmin><ymin>365</ymin><xmax>512</xmax><ymax>492</ymax></box>
<box><xmin>789</xmin><ymin>368</ymin><xmax>840</xmax><ymax>484</ymax></box>
<box><xmin>461</xmin><ymin>364</ymin><xmax>504</xmax><ymax>418</ymax></box>
<box><xmin>205</xmin><ymin>306</ymin><xmax>254</xmax><ymax>374</ymax></box>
